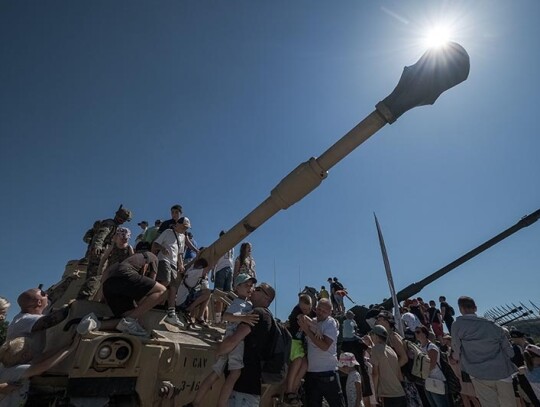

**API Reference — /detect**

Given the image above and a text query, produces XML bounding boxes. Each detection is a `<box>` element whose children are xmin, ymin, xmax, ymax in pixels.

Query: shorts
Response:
<box><xmin>290</xmin><ymin>339</ymin><xmax>305</xmax><ymax>361</ymax></box>
<box><xmin>103</xmin><ymin>273</ymin><xmax>156</xmax><ymax>317</ymax></box>
<box><xmin>156</xmin><ymin>260</ymin><xmax>177</xmax><ymax>286</ymax></box>
<box><xmin>431</xmin><ymin>322</ymin><xmax>444</xmax><ymax>337</ymax></box>
<box><xmin>228</xmin><ymin>391</ymin><xmax>260</xmax><ymax>407</ymax></box>
<box><xmin>213</xmin><ymin>339</ymin><xmax>245</xmax><ymax>375</ymax></box>
<box><xmin>178</xmin><ymin>288</ymin><xmax>205</xmax><ymax>310</ymax></box>
<box><xmin>214</xmin><ymin>266</ymin><xmax>233</xmax><ymax>292</ymax></box>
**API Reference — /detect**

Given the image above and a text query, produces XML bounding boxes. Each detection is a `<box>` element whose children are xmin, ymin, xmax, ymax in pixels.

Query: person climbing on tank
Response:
<box><xmin>99</xmin><ymin>252</ymin><xmax>167</xmax><ymax>337</ymax></box>
<box><xmin>93</xmin><ymin>226</ymin><xmax>134</xmax><ymax>302</ymax></box>
<box><xmin>183</xmin><ymin>274</ymin><xmax>259</xmax><ymax>407</ymax></box>
<box><xmin>77</xmin><ymin>205</ymin><xmax>133</xmax><ymax>300</ymax></box>
<box><xmin>152</xmin><ymin>217</ymin><xmax>192</xmax><ymax>328</ymax></box>
<box><xmin>7</xmin><ymin>288</ymin><xmax>73</xmax><ymax>355</ymax></box>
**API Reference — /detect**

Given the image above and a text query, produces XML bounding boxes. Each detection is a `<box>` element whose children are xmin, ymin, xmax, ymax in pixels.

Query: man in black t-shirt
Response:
<box><xmin>216</xmin><ymin>282</ymin><xmax>275</xmax><ymax>406</ymax></box>
<box><xmin>439</xmin><ymin>295</ymin><xmax>454</xmax><ymax>332</ymax></box>
<box><xmin>327</xmin><ymin>277</ymin><xmax>338</xmax><ymax>311</ymax></box>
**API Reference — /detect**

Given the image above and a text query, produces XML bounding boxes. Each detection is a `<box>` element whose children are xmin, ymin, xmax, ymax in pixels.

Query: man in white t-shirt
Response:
<box><xmin>7</xmin><ymin>288</ymin><xmax>70</xmax><ymax>354</ymax></box>
<box><xmin>152</xmin><ymin>217</ymin><xmax>190</xmax><ymax>327</ymax></box>
<box><xmin>298</xmin><ymin>298</ymin><xmax>345</xmax><ymax>407</ymax></box>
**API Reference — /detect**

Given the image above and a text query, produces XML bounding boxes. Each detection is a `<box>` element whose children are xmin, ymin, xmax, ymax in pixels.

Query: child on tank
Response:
<box><xmin>185</xmin><ymin>273</ymin><xmax>259</xmax><ymax>407</ymax></box>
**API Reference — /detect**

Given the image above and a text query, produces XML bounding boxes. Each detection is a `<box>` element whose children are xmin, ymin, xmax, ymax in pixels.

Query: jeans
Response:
<box><xmin>425</xmin><ymin>388</ymin><xmax>450</xmax><ymax>407</ymax></box>
<box><xmin>304</xmin><ymin>371</ymin><xmax>345</xmax><ymax>407</ymax></box>
<box><xmin>381</xmin><ymin>396</ymin><xmax>407</xmax><ymax>407</ymax></box>
<box><xmin>215</xmin><ymin>266</ymin><xmax>233</xmax><ymax>291</ymax></box>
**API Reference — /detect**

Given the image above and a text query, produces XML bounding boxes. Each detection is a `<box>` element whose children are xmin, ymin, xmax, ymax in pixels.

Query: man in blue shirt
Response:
<box><xmin>451</xmin><ymin>296</ymin><xmax>516</xmax><ymax>407</ymax></box>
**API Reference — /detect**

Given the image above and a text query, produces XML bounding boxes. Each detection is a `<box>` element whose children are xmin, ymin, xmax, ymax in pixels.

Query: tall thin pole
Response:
<box><xmin>274</xmin><ymin>258</ymin><xmax>277</xmax><ymax>315</ymax></box>
<box><xmin>374</xmin><ymin>213</ymin><xmax>404</xmax><ymax>336</ymax></box>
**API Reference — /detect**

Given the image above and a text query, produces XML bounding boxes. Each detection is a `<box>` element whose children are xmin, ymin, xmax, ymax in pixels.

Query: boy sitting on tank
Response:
<box><xmin>176</xmin><ymin>257</ymin><xmax>213</xmax><ymax>327</ymax></box>
<box><xmin>185</xmin><ymin>273</ymin><xmax>259</xmax><ymax>407</ymax></box>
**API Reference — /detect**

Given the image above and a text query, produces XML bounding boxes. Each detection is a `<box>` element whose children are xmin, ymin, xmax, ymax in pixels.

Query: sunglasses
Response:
<box><xmin>254</xmin><ymin>286</ymin><xmax>270</xmax><ymax>297</ymax></box>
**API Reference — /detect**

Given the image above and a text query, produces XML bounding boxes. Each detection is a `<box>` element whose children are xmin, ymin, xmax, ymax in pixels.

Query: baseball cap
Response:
<box><xmin>525</xmin><ymin>344</ymin><xmax>540</xmax><ymax>357</ymax></box>
<box><xmin>372</xmin><ymin>325</ymin><xmax>388</xmax><ymax>339</ymax></box>
<box><xmin>177</xmin><ymin>217</ymin><xmax>191</xmax><ymax>228</ymax></box>
<box><xmin>377</xmin><ymin>310</ymin><xmax>395</xmax><ymax>324</ymax></box>
<box><xmin>234</xmin><ymin>274</ymin><xmax>257</xmax><ymax>286</ymax></box>
<box><xmin>137</xmin><ymin>220</ymin><xmax>148</xmax><ymax>227</ymax></box>
<box><xmin>337</xmin><ymin>352</ymin><xmax>359</xmax><ymax>367</ymax></box>
<box><xmin>154</xmin><ymin>219</ymin><xmax>162</xmax><ymax>225</ymax></box>
<box><xmin>510</xmin><ymin>329</ymin><xmax>525</xmax><ymax>338</ymax></box>
<box><xmin>171</xmin><ymin>204</ymin><xmax>183</xmax><ymax>212</ymax></box>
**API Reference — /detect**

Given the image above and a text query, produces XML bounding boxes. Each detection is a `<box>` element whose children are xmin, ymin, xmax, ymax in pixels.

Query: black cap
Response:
<box><xmin>510</xmin><ymin>329</ymin><xmax>525</xmax><ymax>338</ymax></box>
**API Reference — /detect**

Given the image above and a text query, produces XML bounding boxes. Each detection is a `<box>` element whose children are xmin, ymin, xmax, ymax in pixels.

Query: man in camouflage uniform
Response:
<box><xmin>77</xmin><ymin>206</ymin><xmax>132</xmax><ymax>300</ymax></box>
<box><xmin>79</xmin><ymin>220</ymin><xmax>101</xmax><ymax>265</ymax></box>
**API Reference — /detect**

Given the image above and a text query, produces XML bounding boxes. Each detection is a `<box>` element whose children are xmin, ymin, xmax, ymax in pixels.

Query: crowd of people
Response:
<box><xmin>1</xmin><ymin>204</ymin><xmax>539</xmax><ymax>407</ymax></box>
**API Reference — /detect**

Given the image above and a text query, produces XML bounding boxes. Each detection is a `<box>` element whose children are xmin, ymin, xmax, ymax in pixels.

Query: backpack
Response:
<box><xmin>447</xmin><ymin>305</ymin><xmax>455</xmax><ymax>317</ymax></box>
<box><xmin>438</xmin><ymin>352</ymin><xmax>461</xmax><ymax>394</ymax></box>
<box><xmin>260</xmin><ymin>317</ymin><xmax>292</xmax><ymax>384</ymax></box>
<box><xmin>404</xmin><ymin>340</ymin><xmax>431</xmax><ymax>380</ymax></box>
<box><xmin>333</xmin><ymin>281</ymin><xmax>344</xmax><ymax>291</ymax></box>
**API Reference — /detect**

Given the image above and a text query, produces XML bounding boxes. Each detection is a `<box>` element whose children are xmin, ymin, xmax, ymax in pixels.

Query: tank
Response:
<box><xmin>348</xmin><ymin>208</ymin><xmax>540</xmax><ymax>334</ymax></box>
<box><xmin>30</xmin><ymin>43</ymin><xmax>470</xmax><ymax>406</ymax></box>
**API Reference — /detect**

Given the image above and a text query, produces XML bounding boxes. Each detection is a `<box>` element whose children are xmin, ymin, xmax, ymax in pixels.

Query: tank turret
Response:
<box><xmin>32</xmin><ymin>43</ymin><xmax>469</xmax><ymax>406</ymax></box>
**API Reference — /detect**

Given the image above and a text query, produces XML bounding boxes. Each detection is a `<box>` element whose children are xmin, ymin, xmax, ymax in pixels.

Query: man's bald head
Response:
<box><xmin>315</xmin><ymin>298</ymin><xmax>333</xmax><ymax>321</ymax></box>
<box><xmin>252</xmin><ymin>283</ymin><xmax>276</xmax><ymax>308</ymax></box>
<box><xmin>17</xmin><ymin>289</ymin><xmax>48</xmax><ymax>314</ymax></box>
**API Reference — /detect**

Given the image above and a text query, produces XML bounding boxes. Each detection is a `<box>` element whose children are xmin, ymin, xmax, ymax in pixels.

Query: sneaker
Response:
<box><xmin>77</xmin><ymin>312</ymin><xmax>100</xmax><ymax>335</ymax></box>
<box><xmin>164</xmin><ymin>313</ymin><xmax>185</xmax><ymax>328</ymax></box>
<box><xmin>116</xmin><ymin>317</ymin><xmax>149</xmax><ymax>337</ymax></box>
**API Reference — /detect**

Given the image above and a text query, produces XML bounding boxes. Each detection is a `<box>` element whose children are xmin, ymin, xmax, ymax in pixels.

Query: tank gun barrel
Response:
<box><xmin>199</xmin><ymin>43</ymin><xmax>470</xmax><ymax>267</ymax></box>
<box><xmin>381</xmin><ymin>208</ymin><xmax>540</xmax><ymax>309</ymax></box>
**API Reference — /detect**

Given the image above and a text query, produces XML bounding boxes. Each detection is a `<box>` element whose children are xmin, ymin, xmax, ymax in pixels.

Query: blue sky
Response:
<box><xmin>1</xmin><ymin>1</ymin><xmax>539</xmax><ymax>322</ymax></box>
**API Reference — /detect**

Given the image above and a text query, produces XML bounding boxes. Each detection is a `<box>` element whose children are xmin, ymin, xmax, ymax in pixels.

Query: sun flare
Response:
<box><xmin>423</xmin><ymin>25</ymin><xmax>452</xmax><ymax>48</ymax></box>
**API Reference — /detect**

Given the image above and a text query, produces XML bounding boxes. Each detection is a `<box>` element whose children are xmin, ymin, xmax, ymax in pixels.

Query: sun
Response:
<box><xmin>422</xmin><ymin>24</ymin><xmax>452</xmax><ymax>48</ymax></box>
